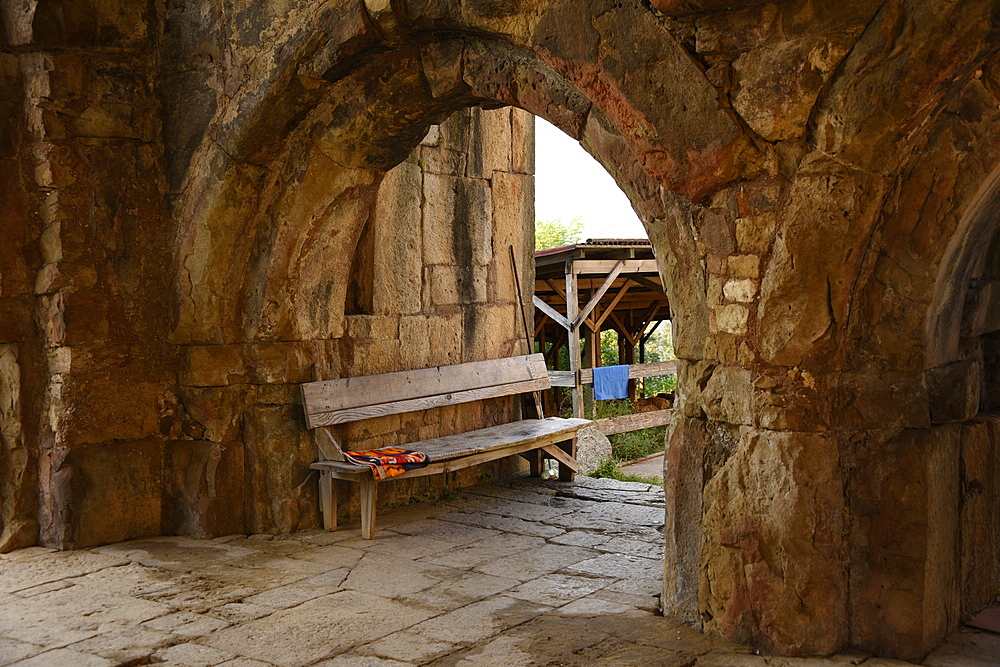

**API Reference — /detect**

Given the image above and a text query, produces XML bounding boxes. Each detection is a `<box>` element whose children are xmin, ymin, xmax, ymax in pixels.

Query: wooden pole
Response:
<box><xmin>566</xmin><ymin>261</ymin><xmax>584</xmax><ymax>419</ymax></box>
<box><xmin>509</xmin><ymin>245</ymin><xmax>545</xmax><ymax>419</ymax></box>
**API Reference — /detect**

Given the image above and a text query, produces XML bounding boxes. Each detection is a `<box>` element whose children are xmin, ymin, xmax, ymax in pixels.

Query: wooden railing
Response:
<box><xmin>594</xmin><ymin>409</ymin><xmax>673</xmax><ymax>435</ymax></box>
<box><xmin>547</xmin><ymin>360</ymin><xmax>678</xmax><ymax>387</ymax></box>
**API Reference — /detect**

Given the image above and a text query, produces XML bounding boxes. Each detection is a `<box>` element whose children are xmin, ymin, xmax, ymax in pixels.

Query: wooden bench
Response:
<box><xmin>302</xmin><ymin>353</ymin><xmax>592</xmax><ymax>539</ymax></box>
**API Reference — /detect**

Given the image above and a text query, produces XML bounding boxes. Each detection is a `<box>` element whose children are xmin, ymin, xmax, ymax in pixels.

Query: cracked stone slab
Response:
<box><xmin>341</xmin><ymin>552</ymin><xmax>456</xmax><ymax>598</ymax></box>
<box><xmin>436</xmin><ymin>510</ymin><xmax>565</xmax><ymax>539</ymax></box>
<box><xmin>565</xmin><ymin>552</ymin><xmax>661</xmax><ymax>579</ymax></box>
<box><xmin>0</xmin><ymin>551</ymin><xmax>128</xmax><ymax>594</ymax></box>
<box><xmin>142</xmin><ymin>610</ymin><xmax>231</xmax><ymax>637</ymax></box>
<box><xmin>396</xmin><ymin>569</ymin><xmax>520</xmax><ymax>612</ymax></box>
<box><xmin>0</xmin><ymin>584</ymin><xmax>173</xmax><ymax>650</ymax></box>
<box><xmin>202</xmin><ymin>590</ymin><xmax>437</xmax><ymax>666</ymax></box>
<box><xmin>0</xmin><ymin>637</ymin><xmax>43</xmax><ymax>665</ymax></box>
<box><xmin>64</xmin><ymin>625</ymin><xmax>175</xmax><ymax>664</ymax></box>
<box><xmin>505</xmin><ymin>573</ymin><xmax>609</xmax><ymax>607</ymax></box>
<box><xmin>418</xmin><ymin>532</ymin><xmax>546</xmax><ymax>570</ymax></box>
<box><xmin>409</xmin><ymin>595</ymin><xmax>553</xmax><ymax>645</ymax></box>
<box><xmin>386</xmin><ymin>519</ymin><xmax>501</xmax><ymax>545</ymax></box>
<box><xmin>475</xmin><ymin>544</ymin><xmax>597</xmax><ymax>582</ymax></box>
<box><xmin>152</xmin><ymin>641</ymin><xmax>236</xmax><ymax>666</ymax></box>
<box><xmin>356</xmin><ymin>630</ymin><xmax>461</xmax><ymax>663</ymax></box>
<box><xmin>13</xmin><ymin>648</ymin><xmax>115</xmax><ymax>666</ymax></box>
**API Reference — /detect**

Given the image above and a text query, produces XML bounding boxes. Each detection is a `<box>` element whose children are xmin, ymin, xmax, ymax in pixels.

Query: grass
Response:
<box><xmin>592</xmin><ymin>398</ymin><xmax>667</xmax><ymax>462</ymax></box>
<box><xmin>588</xmin><ymin>459</ymin><xmax>663</xmax><ymax>486</ymax></box>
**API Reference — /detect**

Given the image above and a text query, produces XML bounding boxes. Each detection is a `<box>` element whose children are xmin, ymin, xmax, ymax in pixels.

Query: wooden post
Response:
<box><xmin>319</xmin><ymin>472</ymin><xmax>337</xmax><ymax>531</ymax></box>
<box><xmin>566</xmin><ymin>262</ymin><xmax>584</xmax><ymax>419</ymax></box>
<box><xmin>360</xmin><ymin>477</ymin><xmax>377</xmax><ymax>540</ymax></box>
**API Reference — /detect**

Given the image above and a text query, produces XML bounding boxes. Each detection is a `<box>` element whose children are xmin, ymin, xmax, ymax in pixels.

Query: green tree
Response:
<box><xmin>535</xmin><ymin>217</ymin><xmax>585</xmax><ymax>250</ymax></box>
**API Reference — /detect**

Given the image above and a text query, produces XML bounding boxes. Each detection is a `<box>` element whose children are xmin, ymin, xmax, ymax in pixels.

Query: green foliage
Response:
<box><xmin>535</xmin><ymin>217</ymin><xmax>585</xmax><ymax>250</ymax></box>
<box><xmin>589</xmin><ymin>459</ymin><xmax>663</xmax><ymax>487</ymax></box>
<box><xmin>592</xmin><ymin>399</ymin><xmax>666</xmax><ymax>462</ymax></box>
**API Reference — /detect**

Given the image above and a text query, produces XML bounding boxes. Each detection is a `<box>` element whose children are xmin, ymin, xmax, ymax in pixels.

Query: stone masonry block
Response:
<box><xmin>163</xmin><ymin>440</ymin><xmax>244</xmax><ymax>539</ymax></box>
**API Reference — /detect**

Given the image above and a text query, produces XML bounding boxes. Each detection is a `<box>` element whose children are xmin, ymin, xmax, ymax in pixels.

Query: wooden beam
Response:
<box><xmin>533</xmin><ymin>295</ymin><xmax>571</xmax><ymax>331</ymax></box>
<box><xmin>574</xmin><ymin>261</ymin><xmax>625</xmax><ymax>329</ymax></box>
<box><xmin>629</xmin><ymin>274</ymin><xmax>664</xmax><ymax>293</ymax></box>
<box><xmin>541</xmin><ymin>444</ymin><xmax>580</xmax><ymax>472</ymax></box>
<box><xmin>572</xmin><ymin>259</ymin><xmax>658</xmax><ymax>275</ymax></box>
<box><xmin>547</xmin><ymin>370</ymin><xmax>576</xmax><ymax>387</ymax></box>
<box><xmin>595</xmin><ymin>409</ymin><xmax>673</xmax><ymax>436</ymax></box>
<box><xmin>579</xmin><ymin>360</ymin><xmax>678</xmax><ymax>384</ymax></box>
<box><xmin>609</xmin><ymin>311</ymin><xmax>637</xmax><ymax>346</ymax></box>
<box><xmin>544</xmin><ymin>279</ymin><xmax>567</xmax><ymax>301</ymax></box>
<box><xmin>594</xmin><ymin>283</ymin><xmax>633</xmax><ymax>329</ymax></box>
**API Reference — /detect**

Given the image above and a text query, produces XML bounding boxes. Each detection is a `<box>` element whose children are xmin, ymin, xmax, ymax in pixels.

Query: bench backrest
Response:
<box><xmin>301</xmin><ymin>353</ymin><xmax>550</xmax><ymax>428</ymax></box>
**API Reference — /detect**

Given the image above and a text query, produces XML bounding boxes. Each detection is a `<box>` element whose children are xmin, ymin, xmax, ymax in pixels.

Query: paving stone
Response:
<box><xmin>596</xmin><ymin>536</ymin><xmax>664</xmax><ymax>560</ymax></box>
<box><xmin>143</xmin><ymin>610</ymin><xmax>231</xmax><ymax>638</ymax></box>
<box><xmin>565</xmin><ymin>552</ymin><xmax>661</xmax><ymax>579</ymax></box>
<box><xmin>474</xmin><ymin>499</ymin><xmax>575</xmax><ymax>523</ymax></box>
<box><xmin>547</xmin><ymin>530</ymin><xmax>612</xmax><ymax>548</ymax></box>
<box><xmin>342</xmin><ymin>552</ymin><xmax>454</xmax><ymax>597</ymax></box>
<box><xmin>0</xmin><ymin>551</ymin><xmax>128</xmax><ymax>593</ymax></box>
<box><xmin>418</xmin><ymin>533</ymin><xmax>546</xmax><ymax>569</ymax></box>
<box><xmin>198</xmin><ymin>553</ymin><xmax>333</xmax><ymax>590</ymax></box>
<box><xmin>0</xmin><ymin>637</ymin><xmax>42</xmax><ymax>665</ymax></box>
<box><xmin>475</xmin><ymin>544</ymin><xmax>597</xmax><ymax>582</ymax></box>
<box><xmin>141</xmin><ymin>576</ymin><xmax>258</xmax><ymax>613</ymax></box>
<box><xmin>14</xmin><ymin>648</ymin><xmax>115</xmax><ymax>666</ymax></box>
<box><xmin>409</xmin><ymin>595</ymin><xmax>553</xmax><ymax>645</ymax></box>
<box><xmin>397</xmin><ymin>569</ymin><xmax>520</xmax><ymax>611</ymax></box>
<box><xmin>505</xmin><ymin>573</ymin><xmax>609</xmax><ymax>607</ymax></box>
<box><xmin>0</xmin><ymin>584</ymin><xmax>173</xmax><ymax>649</ymax></box>
<box><xmin>438</xmin><ymin>510</ymin><xmax>565</xmax><ymax>539</ymax></box>
<box><xmin>152</xmin><ymin>641</ymin><xmax>236</xmax><ymax>666</ymax></box>
<box><xmin>357</xmin><ymin>630</ymin><xmax>460</xmax><ymax>663</ymax></box>
<box><xmin>68</xmin><ymin>562</ymin><xmax>188</xmax><ymax>597</ymax></box>
<box><xmin>66</xmin><ymin>624</ymin><xmax>175</xmax><ymax>663</ymax></box>
<box><xmin>556</xmin><ymin>594</ymin><xmax>637</xmax><ymax>616</ymax></box>
<box><xmin>923</xmin><ymin>629</ymin><xmax>1000</xmax><ymax>666</ymax></box>
<box><xmin>297</xmin><ymin>567</ymin><xmax>351</xmax><ymax>590</ymax></box>
<box><xmin>314</xmin><ymin>655</ymin><xmax>412</xmax><ymax>666</ymax></box>
<box><xmin>203</xmin><ymin>590</ymin><xmax>436</xmax><ymax>666</ymax></box>
<box><xmin>243</xmin><ymin>583</ymin><xmax>326</xmax><ymax>609</ymax></box>
<box><xmin>361</xmin><ymin>534</ymin><xmax>462</xmax><ymax>559</ymax></box>
<box><xmin>387</xmin><ymin>519</ymin><xmax>500</xmax><ymax>545</ymax></box>
<box><xmin>591</xmin><ymin>588</ymin><xmax>662</xmax><ymax>613</ymax></box>
<box><xmin>95</xmin><ymin>537</ymin><xmax>256</xmax><ymax>573</ymax></box>
<box><xmin>285</xmin><ymin>545</ymin><xmax>363</xmax><ymax>568</ymax></box>
<box><xmin>206</xmin><ymin>602</ymin><xmax>276</xmax><ymax>623</ymax></box>
<box><xmin>13</xmin><ymin>580</ymin><xmax>73</xmax><ymax>598</ymax></box>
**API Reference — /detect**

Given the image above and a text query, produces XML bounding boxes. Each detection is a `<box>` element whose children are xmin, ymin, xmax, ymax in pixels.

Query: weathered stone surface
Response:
<box><xmin>163</xmin><ymin>440</ymin><xmax>245</xmax><ymax>539</ymax></box>
<box><xmin>45</xmin><ymin>441</ymin><xmax>163</xmax><ymax>549</ymax></box>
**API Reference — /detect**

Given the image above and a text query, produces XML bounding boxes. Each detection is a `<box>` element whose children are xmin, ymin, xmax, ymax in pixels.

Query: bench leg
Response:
<box><xmin>318</xmin><ymin>472</ymin><xmax>337</xmax><ymax>531</ymax></box>
<box><xmin>360</xmin><ymin>477</ymin><xmax>377</xmax><ymax>540</ymax></box>
<box><xmin>527</xmin><ymin>449</ymin><xmax>543</xmax><ymax>477</ymax></box>
<box><xmin>558</xmin><ymin>437</ymin><xmax>577</xmax><ymax>482</ymax></box>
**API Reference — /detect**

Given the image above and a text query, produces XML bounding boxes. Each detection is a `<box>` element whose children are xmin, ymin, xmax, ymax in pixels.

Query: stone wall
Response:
<box><xmin>3</xmin><ymin>0</ymin><xmax>1000</xmax><ymax>660</ymax></box>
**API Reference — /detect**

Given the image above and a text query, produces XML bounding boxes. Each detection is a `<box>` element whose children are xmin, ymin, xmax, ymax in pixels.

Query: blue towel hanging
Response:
<box><xmin>592</xmin><ymin>365</ymin><xmax>630</xmax><ymax>400</ymax></box>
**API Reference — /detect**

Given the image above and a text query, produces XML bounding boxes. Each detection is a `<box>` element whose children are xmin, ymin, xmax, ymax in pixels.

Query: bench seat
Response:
<box><xmin>311</xmin><ymin>417</ymin><xmax>591</xmax><ymax>480</ymax></box>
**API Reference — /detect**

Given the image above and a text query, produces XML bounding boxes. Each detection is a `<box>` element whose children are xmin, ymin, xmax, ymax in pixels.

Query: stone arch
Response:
<box><xmin>926</xmin><ymin>163</ymin><xmax>1000</xmax><ymax>368</ymax></box>
<box><xmin>169</xmin><ymin>23</ymin><xmax>731</xmax><ymax>347</ymax></box>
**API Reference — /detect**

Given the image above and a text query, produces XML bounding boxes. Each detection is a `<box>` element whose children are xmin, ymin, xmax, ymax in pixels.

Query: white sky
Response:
<box><xmin>533</xmin><ymin>116</ymin><xmax>646</xmax><ymax>240</ymax></box>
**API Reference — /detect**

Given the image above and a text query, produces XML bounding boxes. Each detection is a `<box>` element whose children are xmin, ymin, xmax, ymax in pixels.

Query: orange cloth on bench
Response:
<box><xmin>343</xmin><ymin>447</ymin><xmax>430</xmax><ymax>481</ymax></box>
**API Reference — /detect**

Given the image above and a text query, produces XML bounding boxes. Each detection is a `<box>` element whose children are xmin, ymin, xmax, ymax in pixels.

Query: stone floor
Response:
<box><xmin>1</xmin><ymin>475</ymin><xmax>997</xmax><ymax>667</ymax></box>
